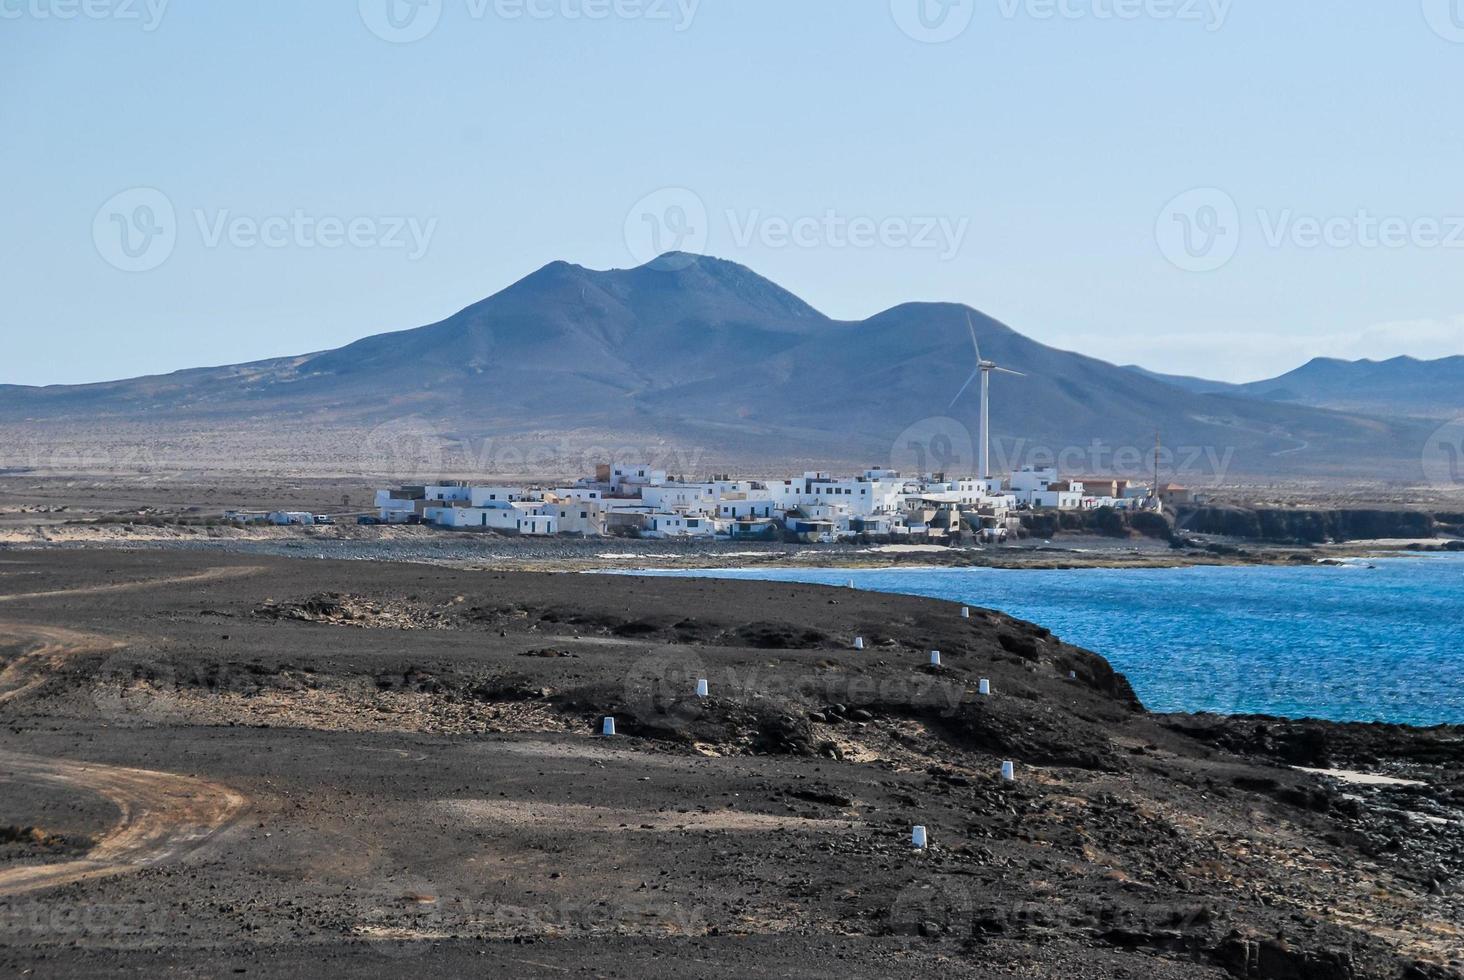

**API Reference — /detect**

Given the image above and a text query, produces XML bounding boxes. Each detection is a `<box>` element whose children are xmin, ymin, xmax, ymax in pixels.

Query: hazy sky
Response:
<box><xmin>3</xmin><ymin>0</ymin><xmax>1461</xmax><ymax>386</ymax></box>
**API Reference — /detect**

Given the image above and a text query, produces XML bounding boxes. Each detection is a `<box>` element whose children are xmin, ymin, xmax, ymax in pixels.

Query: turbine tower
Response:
<box><xmin>949</xmin><ymin>313</ymin><xmax>1025</xmax><ymax>481</ymax></box>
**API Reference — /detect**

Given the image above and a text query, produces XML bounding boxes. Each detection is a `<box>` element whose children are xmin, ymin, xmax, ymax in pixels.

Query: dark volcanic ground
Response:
<box><xmin>0</xmin><ymin>551</ymin><xmax>1461</xmax><ymax>979</ymax></box>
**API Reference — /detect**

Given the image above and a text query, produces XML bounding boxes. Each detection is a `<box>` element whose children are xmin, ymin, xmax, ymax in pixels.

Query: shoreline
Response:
<box><xmin>1</xmin><ymin>523</ymin><xmax>1457</xmax><ymax>573</ymax></box>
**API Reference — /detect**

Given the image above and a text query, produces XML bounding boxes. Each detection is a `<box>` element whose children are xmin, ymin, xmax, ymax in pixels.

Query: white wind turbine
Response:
<box><xmin>949</xmin><ymin>313</ymin><xmax>1025</xmax><ymax>481</ymax></box>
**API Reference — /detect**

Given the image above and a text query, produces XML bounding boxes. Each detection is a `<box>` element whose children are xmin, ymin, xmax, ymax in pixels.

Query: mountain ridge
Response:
<box><xmin>0</xmin><ymin>254</ymin><xmax>1445</xmax><ymax>481</ymax></box>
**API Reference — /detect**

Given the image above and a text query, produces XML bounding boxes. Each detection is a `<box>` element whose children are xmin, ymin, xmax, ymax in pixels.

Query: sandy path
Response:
<box><xmin>0</xmin><ymin>625</ymin><xmax>124</xmax><ymax>706</ymax></box>
<box><xmin>440</xmin><ymin>799</ymin><xmax>859</xmax><ymax>833</ymax></box>
<box><xmin>0</xmin><ymin>565</ymin><xmax>264</xmax><ymax>604</ymax></box>
<box><xmin>0</xmin><ymin>751</ymin><xmax>246</xmax><ymax>897</ymax></box>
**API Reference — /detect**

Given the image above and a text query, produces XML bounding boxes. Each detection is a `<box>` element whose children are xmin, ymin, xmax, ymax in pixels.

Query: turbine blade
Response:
<box><xmin>948</xmin><ymin>368</ymin><xmax>981</xmax><ymax>409</ymax></box>
<box><xmin>993</xmin><ymin>367</ymin><xmax>1026</xmax><ymax>377</ymax></box>
<box><xmin>965</xmin><ymin>312</ymin><xmax>983</xmax><ymax>363</ymax></box>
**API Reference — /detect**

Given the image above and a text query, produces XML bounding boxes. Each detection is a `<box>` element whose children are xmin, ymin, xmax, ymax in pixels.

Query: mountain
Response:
<box><xmin>0</xmin><ymin>254</ymin><xmax>1442</xmax><ymax>482</ymax></box>
<box><xmin>1124</xmin><ymin>357</ymin><xmax>1464</xmax><ymax>419</ymax></box>
<box><xmin>1231</xmin><ymin>356</ymin><xmax>1464</xmax><ymax>419</ymax></box>
<box><xmin>1122</xmin><ymin>365</ymin><xmax>1241</xmax><ymax>396</ymax></box>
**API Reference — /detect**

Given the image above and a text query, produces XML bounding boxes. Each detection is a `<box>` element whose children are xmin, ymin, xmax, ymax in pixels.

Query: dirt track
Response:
<box><xmin>0</xmin><ymin>625</ymin><xmax>122</xmax><ymax>706</ymax></box>
<box><xmin>0</xmin><ymin>751</ymin><xmax>246</xmax><ymax>897</ymax></box>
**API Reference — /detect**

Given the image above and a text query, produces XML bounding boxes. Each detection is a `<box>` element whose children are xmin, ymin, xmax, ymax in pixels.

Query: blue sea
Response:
<box><xmin>625</xmin><ymin>555</ymin><xmax>1464</xmax><ymax>727</ymax></box>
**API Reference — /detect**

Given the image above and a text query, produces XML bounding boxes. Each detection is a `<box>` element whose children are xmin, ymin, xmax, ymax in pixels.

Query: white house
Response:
<box><xmin>639</xmin><ymin>484</ymin><xmax>717</xmax><ymax>514</ymax></box>
<box><xmin>424</xmin><ymin>485</ymin><xmax>472</xmax><ymax>503</ymax></box>
<box><xmin>432</xmin><ymin>506</ymin><xmax>558</xmax><ymax>535</ymax></box>
<box><xmin>267</xmin><ymin>511</ymin><xmax>316</xmax><ymax>526</ymax></box>
<box><xmin>766</xmin><ymin>473</ymin><xmax>902</xmax><ymax>518</ymax></box>
<box><xmin>718</xmin><ymin>498</ymin><xmax>778</xmax><ymax>520</ymax></box>
<box><xmin>1030</xmin><ymin>490</ymin><xmax>1085</xmax><ymax>510</ymax></box>
<box><xmin>643</xmin><ymin>513</ymin><xmax>716</xmax><ymax>539</ymax></box>
<box><xmin>609</xmin><ymin>465</ymin><xmax>667</xmax><ymax>490</ymax></box>
<box><xmin>1009</xmin><ymin>467</ymin><xmax>1058</xmax><ymax>498</ymax></box>
<box><xmin>542</xmin><ymin>500</ymin><xmax>607</xmax><ymax>536</ymax></box>
<box><xmin>469</xmin><ymin>486</ymin><xmax>531</xmax><ymax>508</ymax></box>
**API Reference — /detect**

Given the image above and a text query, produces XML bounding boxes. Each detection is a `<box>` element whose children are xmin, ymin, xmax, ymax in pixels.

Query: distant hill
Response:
<box><xmin>0</xmin><ymin>254</ymin><xmax>1443</xmax><ymax>481</ymax></box>
<box><xmin>1232</xmin><ymin>356</ymin><xmax>1464</xmax><ymax>419</ymax></box>
<box><xmin>1122</xmin><ymin>365</ymin><xmax>1240</xmax><ymax>396</ymax></box>
<box><xmin>1125</xmin><ymin>356</ymin><xmax>1463</xmax><ymax>420</ymax></box>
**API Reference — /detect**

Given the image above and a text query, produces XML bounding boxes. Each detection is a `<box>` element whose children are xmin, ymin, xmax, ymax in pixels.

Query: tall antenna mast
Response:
<box><xmin>1153</xmin><ymin>429</ymin><xmax>1161</xmax><ymax>499</ymax></box>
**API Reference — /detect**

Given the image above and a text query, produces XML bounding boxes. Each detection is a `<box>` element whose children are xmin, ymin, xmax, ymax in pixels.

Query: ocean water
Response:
<box><xmin>624</xmin><ymin>555</ymin><xmax>1464</xmax><ymax>726</ymax></box>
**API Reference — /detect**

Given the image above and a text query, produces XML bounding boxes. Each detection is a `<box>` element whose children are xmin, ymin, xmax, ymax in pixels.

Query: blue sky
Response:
<box><xmin>2</xmin><ymin>0</ymin><xmax>1461</xmax><ymax>386</ymax></box>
